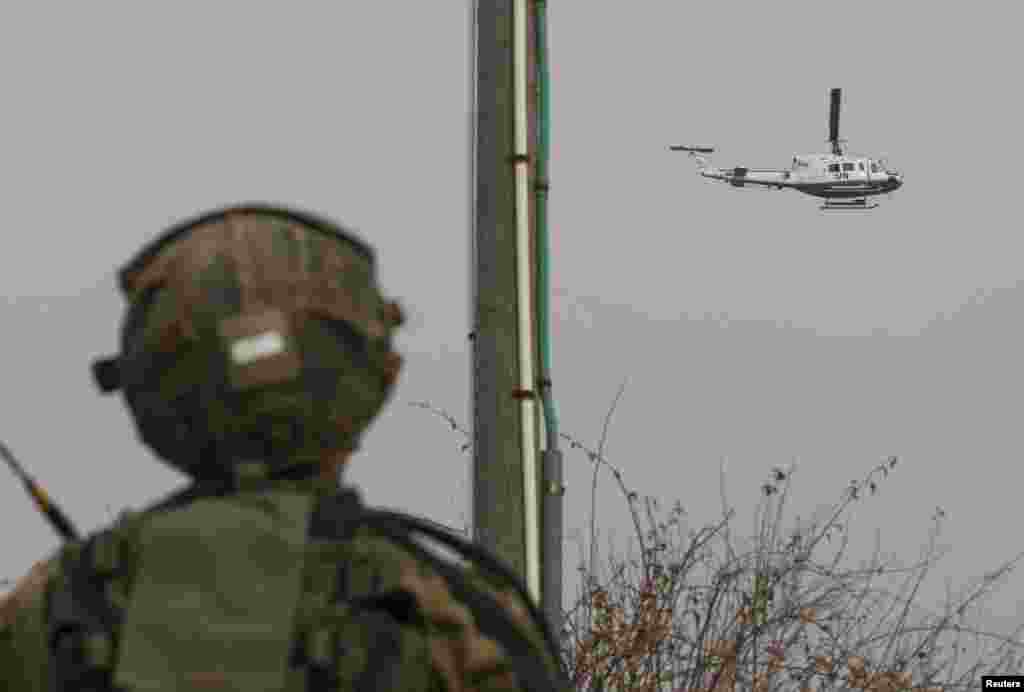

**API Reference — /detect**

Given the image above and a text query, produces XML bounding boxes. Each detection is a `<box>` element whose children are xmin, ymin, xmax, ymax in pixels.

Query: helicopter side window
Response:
<box><xmin>842</xmin><ymin>163</ymin><xmax>855</xmax><ymax>172</ymax></box>
<box><xmin>828</xmin><ymin>163</ymin><xmax>840</xmax><ymax>173</ymax></box>
<box><xmin>858</xmin><ymin>162</ymin><xmax>865</xmax><ymax>171</ymax></box>
<box><xmin>870</xmin><ymin>162</ymin><xmax>880</xmax><ymax>173</ymax></box>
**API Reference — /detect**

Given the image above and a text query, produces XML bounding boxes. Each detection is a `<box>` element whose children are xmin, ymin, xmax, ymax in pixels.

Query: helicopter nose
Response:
<box><xmin>889</xmin><ymin>173</ymin><xmax>903</xmax><ymax>190</ymax></box>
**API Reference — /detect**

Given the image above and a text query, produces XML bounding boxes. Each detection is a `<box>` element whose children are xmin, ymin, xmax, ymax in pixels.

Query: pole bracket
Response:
<box><xmin>545</xmin><ymin>481</ymin><xmax>566</xmax><ymax>496</ymax></box>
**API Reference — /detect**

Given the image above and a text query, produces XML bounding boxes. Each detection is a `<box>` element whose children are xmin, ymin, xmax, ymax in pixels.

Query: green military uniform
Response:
<box><xmin>0</xmin><ymin>205</ymin><xmax>568</xmax><ymax>692</ymax></box>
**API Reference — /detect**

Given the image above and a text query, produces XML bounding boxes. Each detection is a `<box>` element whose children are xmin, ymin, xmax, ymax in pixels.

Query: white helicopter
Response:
<box><xmin>671</xmin><ymin>89</ymin><xmax>903</xmax><ymax>210</ymax></box>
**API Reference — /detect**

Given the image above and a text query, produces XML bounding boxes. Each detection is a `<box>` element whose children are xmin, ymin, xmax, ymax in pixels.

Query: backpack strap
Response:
<box><xmin>47</xmin><ymin>531</ymin><xmax>130</xmax><ymax>692</ymax></box>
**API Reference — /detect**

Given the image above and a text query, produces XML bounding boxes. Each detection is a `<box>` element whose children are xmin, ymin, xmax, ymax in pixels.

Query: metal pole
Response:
<box><xmin>471</xmin><ymin>0</ymin><xmax>529</xmax><ymax>584</ymax></box>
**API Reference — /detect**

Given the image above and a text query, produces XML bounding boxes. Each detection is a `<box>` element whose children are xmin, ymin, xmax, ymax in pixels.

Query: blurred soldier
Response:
<box><xmin>0</xmin><ymin>204</ymin><xmax>568</xmax><ymax>692</ymax></box>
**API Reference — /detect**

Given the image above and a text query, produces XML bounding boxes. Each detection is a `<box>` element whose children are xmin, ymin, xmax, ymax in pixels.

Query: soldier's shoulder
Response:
<box><xmin>348</xmin><ymin>526</ymin><xmax>566</xmax><ymax>690</ymax></box>
<box><xmin>0</xmin><ymin>557</ymin><xmax>55</xmax><ymax>629</ymax></box>
<box><xmin>367</xmin><ymin>525</ymin><xmax>560</xmax><ymax>641</ymax></box>
<box><xmin>0</xmin><ymin>554</ymin><xmax>61</xmax><ymax>692</ymax></box>
<box><xmin>348</xmin><ymin>524</ymin><xmax>517</xmax><ymax>601</ymax></box>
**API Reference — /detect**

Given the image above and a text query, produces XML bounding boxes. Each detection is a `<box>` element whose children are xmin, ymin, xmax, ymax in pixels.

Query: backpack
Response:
<box><xmin>45</xmin><ymin>481</ymin><xmax>568</xmax><ymax>692</ymax></box>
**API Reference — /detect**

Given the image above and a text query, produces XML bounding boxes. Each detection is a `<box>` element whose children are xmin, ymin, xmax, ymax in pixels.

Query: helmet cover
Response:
<box><xmin>111</xmin><ymin>204</ymin><xmax>404</xmax><ymax>480</ymax></box>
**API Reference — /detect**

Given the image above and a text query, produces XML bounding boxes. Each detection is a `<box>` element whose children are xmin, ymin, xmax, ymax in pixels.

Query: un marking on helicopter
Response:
<box><xmin>671</xmin><ymin>89</ymin><xmax>903</xmax><ymax>211</ymax></box>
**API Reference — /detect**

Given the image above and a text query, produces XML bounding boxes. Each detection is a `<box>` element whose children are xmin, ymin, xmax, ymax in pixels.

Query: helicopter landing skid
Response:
<box><xmin>820</xmin><ymin>198</ymin><xmax>878</xmax><ymax>211</ymax></box>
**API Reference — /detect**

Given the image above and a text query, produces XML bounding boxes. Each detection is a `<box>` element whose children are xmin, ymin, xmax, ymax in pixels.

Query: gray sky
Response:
<box><xmin>3</xmin><ymin>1</ymin><xmax>1024</xmax><ymax>649</ymax></box>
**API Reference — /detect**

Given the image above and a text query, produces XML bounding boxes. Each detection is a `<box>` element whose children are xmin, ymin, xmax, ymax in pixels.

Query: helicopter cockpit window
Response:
<box><xmin>870</xmin><ymin>162</ymin><xmax>880</xmax><ymax>173</ymax></box>
<box><xmin>828</xmin><ymin>163</ymin><xmax>840</xmax><ymax>173</ymax></box>
<box><xmin>858</xmin><ymin>162</ymin><xmax>865</xmax><ymax>171</ymax></box>
<box><xmin>842</xmin><ymin>163</ymin><xmax>855</xmax><ymax>172</ymax></box>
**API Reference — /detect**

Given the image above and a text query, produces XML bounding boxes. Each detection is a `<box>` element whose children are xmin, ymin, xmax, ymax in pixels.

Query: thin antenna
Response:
<box><xmin>1</xmin><ymin>440</ymin><xmax>79</xmax><ymax>541</ymax></box>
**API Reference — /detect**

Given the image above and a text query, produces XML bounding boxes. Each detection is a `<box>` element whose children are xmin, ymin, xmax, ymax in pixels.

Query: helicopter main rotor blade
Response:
<box><xmin>669</xmin><ymin>145</ymin><xmax>714</xmax><ymax>153</ymax></box>
<box><xmin>828</xmin><ymin>88</ymin><xmax>841</xmax><ymax>153</ymax></box>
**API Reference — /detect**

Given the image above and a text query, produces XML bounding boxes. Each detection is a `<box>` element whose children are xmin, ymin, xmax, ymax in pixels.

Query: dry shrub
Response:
<box><xmin>418</xmin><ymin>399</ymin><xmax>1024</xmax><ymax>690</ymax></box>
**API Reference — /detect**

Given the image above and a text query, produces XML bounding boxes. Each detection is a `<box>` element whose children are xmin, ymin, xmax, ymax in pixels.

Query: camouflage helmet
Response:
<box><xmin>92</xmin><ymin>204</ymin><xmax>404</xmax><ymax>481</ymax></box>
